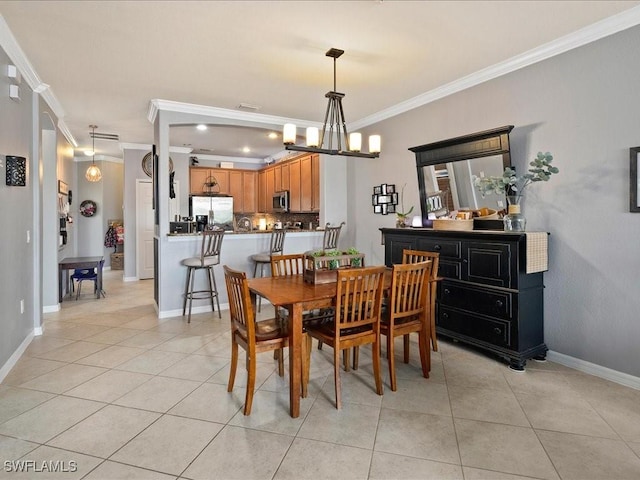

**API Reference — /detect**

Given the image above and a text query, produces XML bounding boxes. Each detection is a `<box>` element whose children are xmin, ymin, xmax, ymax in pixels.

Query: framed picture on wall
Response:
<box><xmin>58</xmin><ymin>180</ymin><xmax>68</xmax><ymax>195</ymax></box>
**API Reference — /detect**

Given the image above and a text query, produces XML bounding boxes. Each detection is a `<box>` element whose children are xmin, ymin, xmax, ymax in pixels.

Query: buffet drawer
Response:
<box><xmin>416</xmin><ymin>238</ymin><xmax>461</xmax><ymax>259</ymax></box>
<box><xmin>438</xmin><ymin>306</ymin><xmax>512</xmax><ymax>348</ymax></box>
<box><xmin>439</xmin><ymin>281</ymin><xmax>514</xmax><ymax>320</ymax></box>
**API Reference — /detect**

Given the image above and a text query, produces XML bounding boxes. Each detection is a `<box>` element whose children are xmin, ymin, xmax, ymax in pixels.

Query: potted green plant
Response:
<box><xmin>395</xmin><ymin>183</ymin><xmax>414</xmax><ymax>228</ymax></box>
<box><xmin>472</xmin><ymin>151</ymin><xmax>559</xmax><ymax>231</ymax></box>
<box><xmin>346</xmin><ymin>247</ymin><xmax>362</xmax><ymax>267</ymax></box>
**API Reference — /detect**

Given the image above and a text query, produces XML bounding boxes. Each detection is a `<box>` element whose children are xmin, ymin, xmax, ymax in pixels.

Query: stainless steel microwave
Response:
<box><xmin>272</xmin><ymin>191</ymin><xmax>289</xmax><ymax>213</ymax></box>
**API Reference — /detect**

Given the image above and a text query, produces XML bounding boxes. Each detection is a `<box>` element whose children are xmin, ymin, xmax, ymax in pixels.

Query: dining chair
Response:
<box><xmin>181</xmin><ymin>226</ymin><xmax>225</xmax><ymax>323</ymax></box>
<box><xmin>305</xmin><ymin>266</ymin><xmax>386</xmax><ymax>409</ymax></box>
<box><xmin>270</xmin><ymin>253</ymin><xmax>335</xmax><ymax>397</ymax></box>
<box><xmin>223</xmin><ymin>265</ymin><xmax>289</xmax><ymax>415</ymax></box>
<box><xmin>251</xmin><ymin>228</ymin><xmax>287</xmax><ymax>312</ymax></box>
<box><xmin>380</xmin><ymin>261</ymin><xmax>433</xmax><ymax>391</ymax></box>
<box><xmin>402</xmin><ymin>249</ymin><xmax>441</xmax><ymax>351</ymax></box>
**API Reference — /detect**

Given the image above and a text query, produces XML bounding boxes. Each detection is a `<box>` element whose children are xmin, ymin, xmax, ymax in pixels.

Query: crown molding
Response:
<box><xmin>191</xmin><ymin>153</ymin><xmax>264</xmax><ymax>165</ymax></box>
<box><xmin>351</xmin><ymin>5</ymin><xmax>640</xmax><ymax>130</ymax></box>
<box><xmin>57</xmin><ymin>119</ymin><xmax>78</xmax><ymax>148</ymax></box>
<box><xmin>119</xmin><ymin>142</ymin><xmax>194</xmax><ymax>154</ymax></box>
<box><xmin>0</xmin><ymin>15</ymin><xmax>66</xmax><ymax>122</ymax></box>
<box><xmin>148</xmin><ymin>99</ymin><xmax>321</xmax><ymax>130</ymax></box>
<box><xmin>74</xmin><ymin>155</ymin><xmax>122</xmax><ymax>164</ymax></box>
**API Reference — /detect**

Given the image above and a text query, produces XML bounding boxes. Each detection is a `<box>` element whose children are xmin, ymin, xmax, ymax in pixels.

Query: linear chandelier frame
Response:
<box><xmin>283</xmin><ymin>48</ymin><xmax>380</xmax><ymax>159</ymax></box>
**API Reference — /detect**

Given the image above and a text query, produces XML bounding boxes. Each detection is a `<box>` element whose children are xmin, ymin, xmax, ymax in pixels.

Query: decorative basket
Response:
<box><xmin>432</xmin><ymin>219</ymin><xmax>474</xmax><ymax>231</ymax></box>
<box><xmin>303</xmin><ymin>252</ymin><xmax>366</xmax><ymax>284</ymax></box>
<box><xmin>110</xmin><ymin>253</ymin><xmax>124</xmax><ymax>270</ymax></box>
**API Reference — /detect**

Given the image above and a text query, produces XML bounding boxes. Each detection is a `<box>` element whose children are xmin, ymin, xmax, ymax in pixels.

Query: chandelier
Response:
<box><xmin>283</xmin><ymin>48</ymin><xmax>381</xmax><ymax>159</ymax></box>
<box><xmin>85</xmin><ymin>125</ymin><xmax>102</xmax><ymax>182</ymax></box>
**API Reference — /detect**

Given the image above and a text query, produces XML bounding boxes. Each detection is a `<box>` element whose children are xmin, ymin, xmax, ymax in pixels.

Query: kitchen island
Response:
<box><xmin>156</xmin><ymin>229</ymin><xmax>324</xmax><ymax>318</ymax></box>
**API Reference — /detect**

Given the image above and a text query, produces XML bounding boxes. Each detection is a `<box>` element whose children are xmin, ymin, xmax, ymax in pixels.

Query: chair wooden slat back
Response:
<box><xmin>223</xmin><ymin>265</ymin><xmax>255</xmax><ymax>344</ymax></box>
<box><xmin>223</xmin><ymin>265</ymin><xmax>288</xmax><ymax>415</ymax></box>
<box><xmin>323</xmin><ymin>222</ymin><xmax>345</xmax><ymax>250</ymax></box>
<box><xmin>201</xmin><ymin>227</ymin><xmax>225</xmax><ymax>264</ymax></box>
<box><xmin>389</xmin><ymin>261</ymin><xmax>432</xmax><ymax>322</ymax></box>
<box><xmin>270</xmin><ymin>228</ymin><xmax>287</xmax><ymax>255</ymax></box>
<box><xmin>271</xmin><ymin>253</ymin><xmax>305</xmax><ymax>277</ymax></box>
<box><xmin>381</xmin><ymin>260</ymin><xmax>433</xmax><ymax>391</ymax></box>
<box><xmin>402</xmin><ymin>249</ymin><xmax>439</xmax><ymax>276</ymax></box>
<box><xmin>401</xmin><ymin>248</ymin><xmax>441</xmax><ymax>352</ymax></box>
<box><xmin>335</xmin><ymin>266</ymin><xmax>385</xmax><ymax>334</ymax></box>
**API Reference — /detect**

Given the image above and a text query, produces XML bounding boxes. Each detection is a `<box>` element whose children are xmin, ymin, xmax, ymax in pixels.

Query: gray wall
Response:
<box><xmin>353</xmin><ymin>25</ymin><xmax>640</xmax><ymax>377</ymax></box>
<box><xmin>0</xmin><ymin>46</ymin><xmax>35</xmax><ymax>368</ymax></box>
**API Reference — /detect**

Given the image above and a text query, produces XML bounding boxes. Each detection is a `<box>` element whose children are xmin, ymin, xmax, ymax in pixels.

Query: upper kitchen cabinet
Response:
<box><xmin>300</xmin><ymin>155</ymin><xmax>313</xmax><ymax>212</ymax></box>
<box><xmin>288</xmin><ymin>158</ymin><xmax>301</xmax><ymax>212</ymax></box>
<box><xmin>229</xmin><ymin>170</ymin><xmax>257</xmax><ymax>213</ymax></box>
<box><xmin>189</xmin><ymin>167</ymin><xmax>230</xmax><ymax>195</ymax></box>
<box><xmin>311</xmin><ymin>154</ymin><xmax>320</xmax><ymax>212</ymax></box>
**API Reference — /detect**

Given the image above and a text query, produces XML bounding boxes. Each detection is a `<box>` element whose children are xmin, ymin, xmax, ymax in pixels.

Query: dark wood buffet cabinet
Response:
<box><xmin>381</xmin><ymin>227</ymin><xmax>548</xmax><ymax>370</ymax></box>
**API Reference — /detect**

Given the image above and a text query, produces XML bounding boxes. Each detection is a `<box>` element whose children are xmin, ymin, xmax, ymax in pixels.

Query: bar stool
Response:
<box><xmin>182</xmin><ymin>226</ymin><xmax>225</xmax><ymax>323</ymax></box>
<box><xmin>250</xmin><ymin>228</ymin><xmax>286</xmax><ymax>312</ymax></box>
<box><xmin>322</xmin><ymin>222</ymin><xmax>345</xmax><ymax>250</ymax></box>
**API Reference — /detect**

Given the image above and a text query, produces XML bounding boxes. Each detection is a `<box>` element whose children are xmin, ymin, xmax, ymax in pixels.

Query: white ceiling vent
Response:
<box><xmin>237</xmin><ymin>103</ymin><xmax>261</xmax><ymax>111</ymax></box>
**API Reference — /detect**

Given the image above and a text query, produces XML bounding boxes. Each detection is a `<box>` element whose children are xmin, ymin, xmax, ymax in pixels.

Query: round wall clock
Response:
<box><xmin>142</xmin><ymin>152</ymin><xmax>174</xmax><ymax>178</ymax></box>
<box><xmin>80</xmin><ymin>200</ymin><xmax>97</xmax><ymax>217</ymax></box>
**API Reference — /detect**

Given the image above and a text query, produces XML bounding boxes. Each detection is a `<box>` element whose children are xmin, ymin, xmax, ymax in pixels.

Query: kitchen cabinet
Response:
<box><xmin>281</xmin><ymin>163</ymin><xmax>290</xmax><ymax>191</ymax></box>
<box><xmin>380</xmin><ymin>228</ymin><xmax>548</xmax><ymax>370</ymax></box>
<box><xmin>189</xmin><ymin>154</ymin><xmax>318</xmax><ymax>213</ymax></box>
<box><xmin>288</xmin><ymin>159</ymin><xmax>301</xmax><ymax>212</ymax></box>
<box><xmin>229</xmin><ymin>170</ymin><xmax>257</xmax><ymax>213</ymax></box>
<box><xmin>311</xmin><ymin>154</ymin><xmax>320</xmax><ymax>212</ymax></box>
<box><xmin>274</xmin><ymin>164</ymin><xmax>282</xmax><ymax>192</ymax></box>
<box><xmin>265</xmin><ymin>168</ymin><xmax>275</xmax><ymax>212</ymax></box>
<box><xmin>258</xmin><ymin>170</ymin><xmax>267</xmax><ymax>213</ymax></box>
<box><xmin>300</xmin><ymin>155</ymin><xmax>313</xmax><ymax>212</ymax></box>
<box><xmin>189</xmin><ymin>167</ymin><xmax>229</xmax><ymax>195</ymax></box>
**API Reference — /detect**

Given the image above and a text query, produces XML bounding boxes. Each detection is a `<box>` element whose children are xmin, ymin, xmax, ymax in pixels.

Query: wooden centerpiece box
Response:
<box><xmin>303</xmin><ymin>251</ymin><xmax>366</xmax><ymax>284</ymax></box>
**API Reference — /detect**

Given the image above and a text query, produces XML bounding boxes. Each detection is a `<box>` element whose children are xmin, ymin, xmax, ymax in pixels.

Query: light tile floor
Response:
<box><xmin>2</xmin><ymin>270</ymin><xmax>640</xmax><ymax>479</ymax></box>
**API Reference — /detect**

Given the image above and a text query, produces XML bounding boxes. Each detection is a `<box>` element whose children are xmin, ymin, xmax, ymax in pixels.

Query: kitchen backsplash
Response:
<box><xmin>233</xmin><ymin>213</ymin><xmax>319</xmax><ymax>231</ymax></box>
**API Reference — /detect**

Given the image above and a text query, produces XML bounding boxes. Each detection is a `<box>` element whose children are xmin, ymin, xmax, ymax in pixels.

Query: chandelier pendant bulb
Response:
<box><xmin>85</xmin><ymin>124</ymin><xmax>102</xmax><ymax>182</ymax></box>
<box><xmin>283</xmin><ymin>48</ymin><xmax>380</xmax><ymax>159</ymax></box>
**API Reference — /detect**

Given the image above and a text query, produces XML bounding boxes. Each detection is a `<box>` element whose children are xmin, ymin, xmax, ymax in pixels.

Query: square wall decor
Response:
<box><xmin>6</xmin><ymin>155</ymin><xmax>26</xmax><ymax>186</ymax></box>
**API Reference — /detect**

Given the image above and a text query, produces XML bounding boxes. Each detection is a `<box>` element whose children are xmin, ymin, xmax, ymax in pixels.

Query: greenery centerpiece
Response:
<box><xmin>472</xmin><ymin>152</ymin><xmax>559</xmax><ymax>197</ymax></box>
<box><xmin>472</xmin><ymin>152</ymin><xmax>559</xmax><ymax>231</ymax></box>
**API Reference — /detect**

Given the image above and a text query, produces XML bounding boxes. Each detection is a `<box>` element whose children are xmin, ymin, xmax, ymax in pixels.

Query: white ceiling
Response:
<box><xmin>1</xmin><ymin>0</ymin><xmax>639</xmax><ymax>161</ymax></box>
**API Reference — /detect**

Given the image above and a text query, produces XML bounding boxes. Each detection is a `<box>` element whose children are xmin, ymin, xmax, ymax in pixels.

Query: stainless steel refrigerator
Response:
<box><xmin>189</xmin><ymin>195</ymin><xmax>234</xmax><ymax>231</ymax></box>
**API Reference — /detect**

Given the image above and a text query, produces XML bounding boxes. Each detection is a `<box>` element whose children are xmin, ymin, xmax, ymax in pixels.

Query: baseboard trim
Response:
<box><xmin>0</xmin><ymin>331</ymin><xmax>35</xmax><ymax>383</ymax></box>
<box><xmin>42</xmin><ymin>304</ymin><xmax>60</xmax><ymax>313</ymax></box>
<box><xmin>158</xmin><ymin>302</ymin><xmax>230</xmax><ymax>319</ymax></box>
<box><xmin>547</xmin><ymin>350</ymin><xmax>640</xmax><ymax>390</ymax></box>
<box><xmin>123</xmin><ymin>276</ymin><xmax>139</xmax><ymax>282</ymax></box>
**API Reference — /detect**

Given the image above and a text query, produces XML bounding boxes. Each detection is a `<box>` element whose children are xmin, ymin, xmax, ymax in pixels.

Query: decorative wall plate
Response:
<box><xmin>142</xmin><ymin>152</ymin><xmax>174</xmax><ymax>177</ymax></box>
<box><xmin>80</xmin><ymin>200</ymin><xmax>97</xmax><ymax>217</ymax></box>
<box><xmin>6</xmin><ymin>155</ymin><xmax>26</xmax><ymax>186</ymax></box>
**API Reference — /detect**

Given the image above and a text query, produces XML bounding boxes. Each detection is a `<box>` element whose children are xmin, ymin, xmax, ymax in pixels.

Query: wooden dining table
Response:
<box><xmin>247</xmin><ymin>268</ymin><xmax>404</xmax><ymax>418</ymax></box>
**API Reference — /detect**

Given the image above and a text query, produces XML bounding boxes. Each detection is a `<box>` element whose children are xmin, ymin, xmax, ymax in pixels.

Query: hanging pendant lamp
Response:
<box><xmin>283</xmin><ymin>48</ymin><xmax>380</xmax><ymax>158</ymax></box>
<box><xmin>85</xmin><ymin>124</ymin><xmax>102</xmax><ymax>182</ymax></box>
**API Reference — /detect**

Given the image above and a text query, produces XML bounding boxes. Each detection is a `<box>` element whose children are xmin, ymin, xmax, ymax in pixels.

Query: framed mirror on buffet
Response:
<box><xmin>410</xmin><ymin>126</ymin><xmax>513</xmax><ymax>227</ymax></box>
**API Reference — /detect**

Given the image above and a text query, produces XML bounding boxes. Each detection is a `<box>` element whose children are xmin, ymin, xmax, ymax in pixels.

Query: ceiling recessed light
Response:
<box><xmin>196</xmin><ymin>124</ymin><xmax>207</xmax><ymax>131</ymax></box>
<box><xmin>242</xmin><ymin>147</ymin><xmax>251</xmax><ymax>153</ymax></box>
<box><xmin>84</xmin><ymin>150</ymin><xmax>94</xmax><ymax>156</ymax></box>
<box><xmin>268</xmin><ymin>132</ymin><xmax>278</xmax><ymax>139</ymax></box>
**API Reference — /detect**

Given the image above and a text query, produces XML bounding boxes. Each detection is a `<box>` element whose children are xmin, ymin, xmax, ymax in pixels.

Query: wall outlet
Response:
<box><xmin>20</xmin><ymin>299</ymin><xmax>24</xmax><ymax>314</ymax></box>
<box><xmin>497</xmin><ymin>200</ymin><xmax>505</xmax><ymax>209</ymax></box>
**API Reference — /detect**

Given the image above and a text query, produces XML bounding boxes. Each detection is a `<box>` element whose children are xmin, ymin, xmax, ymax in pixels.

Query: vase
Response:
<box><xmin>503</xmin><ymin>195</ymin><xmax>526</xmax><ymax>231</ymax></box>
<box><xmin>396</xmin><ymin>216</ymin><xmax>409</xmax><ymax>228</ymax></box>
